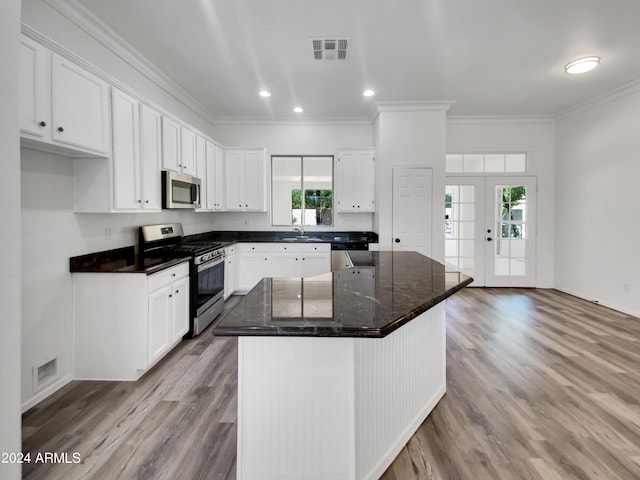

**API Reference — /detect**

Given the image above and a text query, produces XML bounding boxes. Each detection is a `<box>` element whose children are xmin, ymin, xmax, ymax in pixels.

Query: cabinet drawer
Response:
<box><xmin>295</xmin><ymin>243</ymin><xmax>330</xmax><ymax>253</ymax></box>
<box><xmin>148</xmin><ymin>262</ymin><xmax>189</xmax><ymax>292</ymax></box>
<box><xmin>236</xmin><ymin>243</ymin><xmax>277</xmax><ymax>253</ymax></box>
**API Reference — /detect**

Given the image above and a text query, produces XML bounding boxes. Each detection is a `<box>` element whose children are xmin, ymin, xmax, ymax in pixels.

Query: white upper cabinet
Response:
<box><xmin>161</xmin><ymin>116</ymin><xmax>198</xmax><ymax>177</ymax></box>
<box><xmin>77</xmin><ymin>88</ymin><xmax>161</xmax><ymax>213</ymax></box>
<box><xmin>20</xmin><ymin>35</ymin><xmax>110</xmax><ymax>156</ymax></box>
<box><xmin>206</xmin><ymin>141</ymin><xmax>226</xmax><ymax>211</ymax></box>
<box><xmin>19</xmin><ymin>35</ymin><xmax>50</xmax><ymax>140</ymax></box>
<box><xmin>51</xmin><ymin>54</ymin><xmax>111</xmax><ymax>154</ymax></box>
<box><xmin>225</xmin><ymin>148</ymin><xmax>267</xmax><ymax>212</ymax></box>
<box><xmin>336</xmin><ymin>149</ymin><xmax>376</xmax><ymax>212</ymax></box>
<box><xmin>180</xmin><ymin>127</ymin><xmax>198</xmax><ymax>177</ymax></box>
<box><xmin>139</xmin><ymin>104</ymin><xmax>162</xmax><ymax>210</ymax></box>
<box><xmin>112</xmin><ymin>88</ymin><xmax>141</xmax><ymax>210</ymax></box>
<box><xmin>161</xmin><ymin>116</ymin><xmax>181</xmax><ymax>172</ymax></box>
<box><xmin>195</xmin><ymin>135</ymin><xmax>208</xmax><ymax>211</ymax></box>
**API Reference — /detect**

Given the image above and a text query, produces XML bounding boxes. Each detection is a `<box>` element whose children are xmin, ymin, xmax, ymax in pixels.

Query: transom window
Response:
<box><xmin>446</xmin><ymin>153</ymin><xmax>527</xmax><ymax>174</ymax></box>
<box><xmin>272</xmin><ymin>156</ymin><xmax>333</xmax><ymax>226</ymax></box>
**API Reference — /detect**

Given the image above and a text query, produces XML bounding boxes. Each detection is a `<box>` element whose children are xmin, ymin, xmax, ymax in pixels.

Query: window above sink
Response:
<box><xmin>272</xmin><ymin>156</ymin><xmax>333</xmax><ymax>227</ymax></box>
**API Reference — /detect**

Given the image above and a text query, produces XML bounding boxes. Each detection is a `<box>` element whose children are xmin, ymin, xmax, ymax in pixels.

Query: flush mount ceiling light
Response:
<box><xmin>363</xmin><ymin>89</ymin><xmax>375</xmax><ymax>97</ymax></box>
<box><xmin>564</xmin><ymin>56</ymin><xmax>600</xmax><ymax>74</ymax></box>
<box><xmin>293</xmin><ymin>106</ymin><xmax>304</xmax><ymax>113</ymax></box>
<box><xmin>259</xmin><ymin>90</ymin><xmax>272</xmax><ymax>97</ymax></box>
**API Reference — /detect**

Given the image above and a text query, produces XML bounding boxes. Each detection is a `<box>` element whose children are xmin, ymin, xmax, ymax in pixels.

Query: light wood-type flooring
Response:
<box><xmin>22</xmin><ymin>289</ymin><xmax>640</xmax><ymax>480</ymax></box>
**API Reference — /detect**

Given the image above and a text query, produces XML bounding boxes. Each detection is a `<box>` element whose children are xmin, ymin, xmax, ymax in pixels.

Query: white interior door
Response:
<box><xmin>392</xmin><ymin>167</ymin><xmax>433</xmax><ymax>256</ymax></box>
<box><xmin>446</xmin><ymin>176</ymin><xmax>536</xmax><ymax>287</ymax></box>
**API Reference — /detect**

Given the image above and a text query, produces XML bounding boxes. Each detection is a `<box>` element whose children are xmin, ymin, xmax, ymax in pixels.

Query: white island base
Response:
<box><xmin>236</xmin><ymin>303</ymin><xmax>445</xmax><ymax>480</ymax></box>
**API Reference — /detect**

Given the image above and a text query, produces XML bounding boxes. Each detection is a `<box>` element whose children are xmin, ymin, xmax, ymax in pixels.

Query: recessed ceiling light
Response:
<box><xmin>259</xmin><ymin>90</ymin><xmax>272</xmax><ymax>97</ymax></box>
<box><xmin>363</xmin><ymin>89</ymin><xmax>375</xmax><ymax>97</ymax></box>
<box><xmin>293</xmin><ymin>106</ymin><xmax>303</xmax><ymax>113</ymax></box>
<box><xmin>564</xmin><ymin>56</ymin><xmax>600</xmax><ymax>75</ymax></box>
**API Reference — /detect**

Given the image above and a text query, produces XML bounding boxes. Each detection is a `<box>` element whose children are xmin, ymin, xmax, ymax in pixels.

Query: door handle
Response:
<box><xmin>394</xmin><ymin>238</ymin><xmax>400</xmax><ymax>243</ymax></box>
<box><xmin>487</xmin><ymin>237</ymin><xmax>493</xmax><ymax>241</ymax></box>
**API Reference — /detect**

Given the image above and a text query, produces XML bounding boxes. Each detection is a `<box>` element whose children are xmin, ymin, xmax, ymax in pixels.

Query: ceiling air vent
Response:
<box><xmin>312</xmin><ymin>38</ymin><xmax>349</xmax><ymax>60</ymax></box>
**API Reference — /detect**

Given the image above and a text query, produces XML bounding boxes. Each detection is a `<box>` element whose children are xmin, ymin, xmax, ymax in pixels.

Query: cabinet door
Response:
<box><xmin>19</xmin><ymin>35</ymin><xmax>50</xmax><ymax>139</ymax></box>
<box><xmin>237</xmin><ymin>253</ymin><xmax>270</xmax><ymax>291</ymax></box>
<box><xmin>180</xmin><ymin>127</ymin><xmax>197</xmax><ymax>176</ymax></box>
<box><xmin>162</xmin><ymin>116</ymin><xmax>181</xmax><ymax>172</ymax></box>
<box><xmin>50</xmin><ymin>54</ymin><xmax>110</xmax><ymax>154</ymax></box>
<box><xmin>301</xmin><ymin>253</ymin><xmax>330</xmax><ymax>277</ymax></box>
<box><xmin>139</xmin><ymin>105</ymin><xmax>162</xmax><ymax>210</ymax></box>
<box><xmin>225</xmin><ymin>150</ymin><xmax>246</xmax><ymax>211</ymax></box>
<box><xmin>356</xmin><ymin>151</ymin><xmax>376</xmax><ymax>212</ymax></box>
<box><xmin>171</xmin><ymin>276</ymin><xmax>190</xmax><ymax>340</ymax></box>
<box><xmin>336</xmin><ymin>152</ymin><xmax>358</xmax><ymax>212</ymax></box>
<box><xmin>195</xmin><ymin>136</ymin><xmax>207</xmax><ymax>210</ymax></box>
<box><xmin>214</xmin><ymin>145</ymin><xmax>226</xmax><ymax>210</ymax></box>
<box><xmin>272</xmin><ymin>252</ymin><xmax>301</xmax><ymax>278</ymax></box>
<box><xmin>112</xmin><ymin>88</ymin><xmax>141</xmax><ymax>210</ymax></box>
<box><xmin>224</xmin><ymin>248</ymin><xmax>236</xmax><ymax>298</ymax></box>
<box><xmin>205</xmin><ymin>141</ymin><xmax>216</xmax><ymax>210</ymax></box>
<box><xmin>244</xmin><ymin>150</ymin><xmax>266</xmax><ymax>211</ymax></box>
<box><xmin>148</xmin><ymin>285</ymin><xmax>172</xmax><ymax>365</ymax></box>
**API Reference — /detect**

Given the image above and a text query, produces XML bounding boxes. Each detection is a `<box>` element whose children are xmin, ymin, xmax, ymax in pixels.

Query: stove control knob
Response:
<box><xmin>199</xmin><ymin>255</ymin><xmax>205</xmax><ymax>262</ymax></box>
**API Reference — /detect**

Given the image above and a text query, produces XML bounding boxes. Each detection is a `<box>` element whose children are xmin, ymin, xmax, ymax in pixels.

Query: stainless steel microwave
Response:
<box><xmin>162</xmin><ymin>170</ymin><xmax>201</xmax><ymax>209</ymax></box>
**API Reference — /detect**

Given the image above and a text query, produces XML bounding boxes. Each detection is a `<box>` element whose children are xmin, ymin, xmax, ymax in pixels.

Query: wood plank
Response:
<box><xmin>22</xmin><ymin>290</ymin><xmax>640</xmax><ymax>480</ymax></box>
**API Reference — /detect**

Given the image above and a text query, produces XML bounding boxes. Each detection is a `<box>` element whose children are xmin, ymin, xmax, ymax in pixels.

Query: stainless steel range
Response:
<box><xmin>139</xmin><ymin>223</ymin><xmax>225</xmax><ymax>337</ymax></box>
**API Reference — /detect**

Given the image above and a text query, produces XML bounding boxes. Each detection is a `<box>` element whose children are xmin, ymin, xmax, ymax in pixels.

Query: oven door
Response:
<box><xmin>196</xmin><ymin>256</ymin><xmax>225</xmax><ymax>316</ymax></box>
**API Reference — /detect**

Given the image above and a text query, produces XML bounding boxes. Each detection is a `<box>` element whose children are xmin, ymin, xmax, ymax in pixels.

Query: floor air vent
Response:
<box><xmin>33</xmin><ymin>357</ymin><xmax>58</xmax><ymax>393</ymax></box>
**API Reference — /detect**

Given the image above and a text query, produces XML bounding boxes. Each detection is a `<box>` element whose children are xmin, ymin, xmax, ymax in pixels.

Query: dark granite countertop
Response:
<box><xmin>68</xmin><ymin>230</ymin><xmax>378</xmax><ymax>274</ymax></box>
<box><xmin>69</xmin><ymin>246</ymin><xmax>189</xmax><ymax>274</ymax></box>
<box><xmin>213</xmin><ymin>251</ymin><xmax>473</xmax><ymax>338</ymax></box>
<box><xmin>185</xmin><ymin>230</ymin><xmax>377</xmax><ymax>245</ymax></box>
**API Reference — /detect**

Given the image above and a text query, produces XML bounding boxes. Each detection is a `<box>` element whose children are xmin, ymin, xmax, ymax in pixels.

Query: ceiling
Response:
<box><xmin>73</xmin><ymin>0</ymin><xmax>640</xmax><ymax>122</ymax></box>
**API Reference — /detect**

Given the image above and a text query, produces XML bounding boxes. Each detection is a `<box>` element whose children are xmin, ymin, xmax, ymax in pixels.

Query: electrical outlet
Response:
<box><xmin>105</xmin><ymin>227</ymin><xmax>112</xmax><ymax>240</ymax></box>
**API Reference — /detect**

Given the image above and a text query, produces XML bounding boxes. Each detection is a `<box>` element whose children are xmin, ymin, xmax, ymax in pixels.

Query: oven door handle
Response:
<box><xmin>197</xmin><ymin>256</ymin><xmax>225</xmax><ymax>272</ymax></box>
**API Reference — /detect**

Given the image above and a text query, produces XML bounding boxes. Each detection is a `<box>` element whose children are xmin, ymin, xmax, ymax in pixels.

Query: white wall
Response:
<box><xmin>0</xmin><ymin>0</ymin><xmax>22</xmax><ymax>478</ymax></box>
<box><xmin>374</xmin><ymin>106</ymin><xmax>449</xmax><ymax>260</ymax></box>
<box><xmin>20</xmin><ymin>149</ymin><xmax>215</xmax><ymax>410</ymax></box>
<box><xmin>446</xmin><ymin>117</ymin><xmax>556</xmax><ymax>287</ymax></box>
<box><xmin>212</xmin><ymin>122</ymin><xmax>375</xmax><ymax>231</ymax></box>
<box><xmin>19</xmin><ymin>0</ymin><xmax>220</xmax><ymax>410</ymax></box>
<box><xmin>555</xmin><ymin>85</ymin><xmax>640</xmax><ymax>316</ymax></box>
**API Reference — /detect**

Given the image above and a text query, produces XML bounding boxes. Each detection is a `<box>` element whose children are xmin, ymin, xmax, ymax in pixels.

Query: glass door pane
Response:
<box><xmin>485</xmin><ymin>177</ymin><xmax>536</xmax><ymax>287</ymax></box>
<box><xmin>445</xmin><ymin>184</ymin><xmax>476</xmax><ymax>278</ymax></box>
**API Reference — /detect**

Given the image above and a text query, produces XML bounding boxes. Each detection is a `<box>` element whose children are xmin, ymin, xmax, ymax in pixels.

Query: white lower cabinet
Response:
<box><xmin>73</xmin><ymin>262</ymin><xmax>189</xmax><ymax>380</ymax></box>
<box><xmin>237</xmin><ymin>243</ymin><xmax>331</xmax><ymax>293</ymax></box>
<box><xmin>236</xmin><ymin>244</ymin><xmax>273</xmax><ymax>292</ymax></box>
<box><xmin>224</xmin><ymin>244</ymin><xmax>237</xmax><ymax>298</ymax></box>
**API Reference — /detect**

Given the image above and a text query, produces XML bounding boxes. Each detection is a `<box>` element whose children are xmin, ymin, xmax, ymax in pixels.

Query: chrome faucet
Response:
<box><xmin>293</xmin><ymin>227</ymin><xmax>305</xmax><ymax>237</ymax></box>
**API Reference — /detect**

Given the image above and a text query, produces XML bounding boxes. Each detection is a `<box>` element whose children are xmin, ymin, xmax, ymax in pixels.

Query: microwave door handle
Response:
<box><xmin>191</xmin><ymin>184</ymin><xmax>198</xmax><ymax>204</ymax></box>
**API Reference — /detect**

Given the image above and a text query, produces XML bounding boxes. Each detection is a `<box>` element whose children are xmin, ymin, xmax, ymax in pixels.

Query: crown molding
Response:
<box><xmin>556</xmin><ymin>78</ymin><xmax>640</xmax><ymax>119</ymax></box>
<box><xmin>41</xmin><ymin>0</ymin><xmax>216</xmax><ymax>124</ymax></box>
<box><xmin>212</xmin><ymin>116</ymin><xmax>372</xmax><ymax>127</ymax></box>
<box><xmin>447</xmin><ymin>114</ymin><xmax>556</xmax><ymax>125</ymax></box>
<box><xmin>374</xmin><ymin>101</ymin><xmax>456</xmax><ymax>113</ymax></box>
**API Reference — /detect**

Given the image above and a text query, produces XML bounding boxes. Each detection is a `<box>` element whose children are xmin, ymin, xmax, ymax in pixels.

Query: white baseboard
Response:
<box><xmin>554</xmin><ymin>287</ymin><xmax>640</xmax><ymax>318</ymax></box>
<box><xmin>21</xmin><ymin>374</ymin><xmax>73</xmax><ymax>413</ymax></box>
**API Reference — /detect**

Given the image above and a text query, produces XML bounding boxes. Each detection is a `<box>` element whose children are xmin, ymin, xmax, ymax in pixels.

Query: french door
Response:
<box><xmin>445</xmin><ymin>176</ymin><xmax>537</xmax><ymax>287</ymax></box>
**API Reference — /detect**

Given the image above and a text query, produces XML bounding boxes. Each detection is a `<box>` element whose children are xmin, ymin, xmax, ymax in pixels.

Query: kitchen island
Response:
<box><xmin>214</xmin><ymin>251</ymin><xmax>472</xmax><ymax>480</ymax></box>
